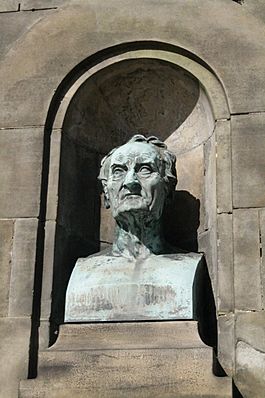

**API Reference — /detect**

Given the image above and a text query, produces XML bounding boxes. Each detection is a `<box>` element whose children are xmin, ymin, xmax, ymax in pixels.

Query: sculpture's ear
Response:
<box><xmin>101</xmin><ymin>180</ymin><xmax>110</xmax><ymax>209</ymax></box>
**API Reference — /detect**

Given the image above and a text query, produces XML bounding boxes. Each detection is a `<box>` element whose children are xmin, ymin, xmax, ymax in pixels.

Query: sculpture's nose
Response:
<box><xmin>122</xmin><ymin>170</ymin><xmax>141</xmax><ymax>193</ymax></box>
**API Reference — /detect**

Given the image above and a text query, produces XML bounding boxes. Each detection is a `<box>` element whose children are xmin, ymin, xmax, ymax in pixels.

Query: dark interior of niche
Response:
<box><xmin>49</xmin><ymin>57</ymin><xmax>205</xmax><ymax>343</ymax></box>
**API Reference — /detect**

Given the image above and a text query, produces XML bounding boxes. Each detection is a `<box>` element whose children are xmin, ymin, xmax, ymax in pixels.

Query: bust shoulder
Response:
<box><xmin>65</xmin><ymin>249</ymin><xmax>203</xmax><ymax>322</ymax></box>
<box><xmin>74</xmin><ymin>248</ymin><xmax>114</xmax><ymax>269</ymax></box>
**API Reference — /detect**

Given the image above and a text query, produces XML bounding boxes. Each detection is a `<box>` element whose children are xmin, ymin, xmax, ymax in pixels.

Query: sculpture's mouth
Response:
<box><xmin>119</xmin><ymin>192</ymin><xmax>142</xmax><ymax>201</ymax></box>
<box><xmin>123</xmin><ymin>193</ymin><xmax>142</xmax><ymax>199</ymax></box>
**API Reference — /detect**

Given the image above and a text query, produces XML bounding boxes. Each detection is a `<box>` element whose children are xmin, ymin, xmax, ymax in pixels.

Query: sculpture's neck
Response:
<box><xmin>112</xmin><ymin>212</ymin><xmax>165</xmax><ymax>260</ymax></box>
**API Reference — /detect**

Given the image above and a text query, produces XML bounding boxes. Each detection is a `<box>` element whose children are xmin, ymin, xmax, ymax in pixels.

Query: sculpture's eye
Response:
<box><xmin>138</xmin><ymin>165</ymin><xmax>153</xmax><ymax>177</ymax></box>
<box><xmin>112</xmin><ymin>166</ymin><xmax>126</xmax><ymax>179</ymax></box>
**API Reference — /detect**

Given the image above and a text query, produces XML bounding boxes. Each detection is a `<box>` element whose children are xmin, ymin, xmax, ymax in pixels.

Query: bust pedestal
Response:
<box><xmin>20</xmin><ymin>321</ymin><xmax>232</xmax><ymax>397</ymax></box>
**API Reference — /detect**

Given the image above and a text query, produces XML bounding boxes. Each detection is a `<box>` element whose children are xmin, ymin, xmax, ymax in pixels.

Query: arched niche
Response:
<box><xmin>41</xmin><ymin>47</ymin><xmax>230</xmax><ymax>346</ymax></box>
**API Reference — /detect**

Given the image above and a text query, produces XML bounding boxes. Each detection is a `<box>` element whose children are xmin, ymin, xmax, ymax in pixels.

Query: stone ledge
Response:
<box><xmin>0</xmin><ymin>0</ymin><xmax>19</xmax><ymax>12</ymax></box>
<box><xmin>19</xmin><ymin>321</ymin><xmax>232</xmax><ymax>397</ymax></box>
<box><xmin>53</xmin><ymin>321</ymin><xmax>206</xmax><ymax>351</ymax></box>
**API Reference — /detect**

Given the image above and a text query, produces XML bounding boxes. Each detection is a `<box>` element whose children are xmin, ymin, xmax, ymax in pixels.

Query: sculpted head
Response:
<box><xmin>99</xmin><ymin>135</ymin><xmax>177</xmax><ymax>221</ymax></box>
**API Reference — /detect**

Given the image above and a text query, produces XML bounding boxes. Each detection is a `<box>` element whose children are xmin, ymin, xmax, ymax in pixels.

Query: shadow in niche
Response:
<box><xmin>164</xmin><ymin>190</ymin><xmax>220</xmax><ymax>376</ymax></box>
<box><xmin>193</xmin><ymin>257</ymin><xmax>217</xmax><ymax>349</ymax></box>
<box><xmin>163</xmin><ymin>190</ymin><xmax>200</xmax><ymax>252</ymax></box>
<box><xmin>232</xmin><ymin>381</ymin><xmax>244</xmax><ymax>398</ymax></box>
<box><xmin>49</xmin><ymin>140</ymin><xmax>102</xmax><ymax>346</ymax></box>
<box><xmin>193</xmin><ymin>257</ymin><xmax>226</xmax><ymax>377</ymax></box>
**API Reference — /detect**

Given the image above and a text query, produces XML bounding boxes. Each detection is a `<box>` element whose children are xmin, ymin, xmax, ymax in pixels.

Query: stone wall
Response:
<box><xmin>0</xmin><ymin>1</ymin><xmax>265</xmax><ymax>397</ymax></box>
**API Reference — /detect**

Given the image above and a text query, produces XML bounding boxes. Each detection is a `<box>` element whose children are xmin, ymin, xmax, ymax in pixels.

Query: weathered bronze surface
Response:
<box><xmin>65</xmin><ymin>135</ymin><xmax>202</xmax><ymax>321</ymax></box>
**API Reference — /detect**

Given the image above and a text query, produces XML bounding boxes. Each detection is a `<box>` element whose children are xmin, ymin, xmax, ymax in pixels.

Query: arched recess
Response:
<box><xmin>35</xmin><ymin>43</ymin><xmax>230</xmax><ymax>355</ymax></box>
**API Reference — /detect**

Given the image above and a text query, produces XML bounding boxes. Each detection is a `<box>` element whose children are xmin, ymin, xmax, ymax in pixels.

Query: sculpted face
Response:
<box><xmin>105</xmin><ymin>142</ymin><xmax>167</xmax><ymax>220</ymax></box>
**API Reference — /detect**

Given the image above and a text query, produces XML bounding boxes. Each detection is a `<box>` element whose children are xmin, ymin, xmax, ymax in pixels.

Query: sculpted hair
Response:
<box><xmin>99</xmin><ymin>134</ymin><xmax>177</xmax><ymax>195</ymax></box>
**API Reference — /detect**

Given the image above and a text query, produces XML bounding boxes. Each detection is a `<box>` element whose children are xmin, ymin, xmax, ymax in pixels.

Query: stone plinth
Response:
<box><xmin>20</xmin><ymin>321</ymin><xmax>232</xmax><ymax>397</ymax></box>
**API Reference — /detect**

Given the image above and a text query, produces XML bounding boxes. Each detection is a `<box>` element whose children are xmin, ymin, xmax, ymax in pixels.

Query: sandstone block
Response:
<box><xmin>232</xmin><ymin>114</ymin><xmax>265</xmax><ymax>208</ymax></box>
<box><xmin>40</xmin><ymin>220</ymin><xmax>56</xmax><ymax>321</ymax></box>
<box><xmin>218</xmin><ymin>313</ymin><xmax>235</xmax><ymax>377</ymax></box>
<box><xmin>203</xmin><ymin>133</ymin><xmax>216</xmax><ymax>233</ymax></box>
<box><xmin>8</xmin><ymin>218</ymin><xmax>38</xmax><ymax>317</ymax></box>
<box><xmin>217</xmin><ymin>213</ymin><xmax>233</xmax><ymax>312</ymax></box>
<box><xmin>0</xmin><ymin>219</ymin><xmax>14</xmax><ymax>316</ymax></box>
<box><xmin>0</xmin><ymin>9</ymin><xmax>54</xmax><ymax>59</ymax></box>
<box><xmin>53</xmin><ymin>321</ymin><xmax>206</xmax><ymax>351</ymax></box>
<box><xmin>176</xmin><ymin>144</ymin><xmax>205</xmax><ymax>235</ymax></box>
<box><xmin>198</xmin><ymin>228</ymin><xmax>217</xmax><ymax>295</ymax></box>
<box><xmin>259</xmin><ymin>208</ymin><xmax>265</xmax><ymax>308</ymax></box>
<box><xmin>216</xmin><ymin>120</ymin><xmax>232</xmax><ymax>213</ymax></box>
<box><xmin>243</xmin><ymin>1</ymin><xmax>265</xmax><ymax>22</ymax></box>
<box><xmin>21</xmin><ymin>0</ymin><xmax>65</xmax><ymax>10</ymax></box>
<box><xmin>236</xmin><ymin>311</ymin><xmax>265</xmax><ymax>353</ymax></box>
<box><xmin>0</xmin><ymin>0</ymin><xmax>18</xmax><ymax>12</ymax></box>
<box><xmin>0</xmin><ymin>128</ymin><xmax>43</xmax><ymax>218</ymax></box>
<box><xmin>20</xmin><ymin>322</ymin><xmax>231</xmax><ymax>398</ymax></box>
<box><xmin>1</xmin><ymin>2</ymin><xmax>265</xmax><ymax>128</ymax></box>
<box><xmin>46</xmin><ymin>130</ymin><xmax>61</xmax><ymax>221</ymax></box>
<box><xmin>0</xmin><ymin>317</ymin><xmax>31</xmax><ymax>398</ymax></box>
<box><xmin>233</xmin><ymin>209</ymin><xmax>262</xmax><ymax>310</ymax></box>
<box><xmin>235</xmin><ymin>341</ymin><xmax>265</xmax><ymax>398</ymax></box>
<box><xmin>19</xmin><ymin>387</ymin><xmax>230</xmax><ymax>398</ymax></box>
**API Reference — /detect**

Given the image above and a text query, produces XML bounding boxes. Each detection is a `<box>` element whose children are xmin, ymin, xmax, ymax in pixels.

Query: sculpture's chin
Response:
<box><xmin>114</xmin><ymin>205</ymin><xmax>149</xmax><ymax>220</ymax></box>
<box><xmin>113</xmin><ymin>204</ymin><xmax>164</xmax><ymax>224</ymax></box>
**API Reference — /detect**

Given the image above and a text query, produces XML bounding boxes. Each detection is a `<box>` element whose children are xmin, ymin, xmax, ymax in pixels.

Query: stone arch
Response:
<box><xmin>34</xmin><ymin>43</ymin><xmax>230</xmax><ymax>360</ymax></box>
<box><xmin>1</xmin><ymin>3</ymin><xmax>264</xmax><ymax>394</ymax></box>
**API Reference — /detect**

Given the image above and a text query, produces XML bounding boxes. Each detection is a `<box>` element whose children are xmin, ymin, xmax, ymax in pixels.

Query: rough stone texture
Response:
<box><xmin>0</xmin><ymin>0</ymin><xmax>18</xmax><ymax>12</ymax></box>
<box><xmin>0</xmin><ymin>317</ymin><xmax>31</xmax><ymax>398</ymax></box>
<box><xmin>39</xmin><ymin>320</ymin><xmax>50</xmax><ymax>351</ymax></box>
<box><xmin>233</xmin><ymin>209</ymin><xmax>262</xmax><ymax>311</ymax></box>
<box><xmin>216</xmin><ymin>120</ymin><xmax>232</xmax><ymax>213</ymax></box>
<box><xmin>20</xmin><ymin>322</ymin><xmax>232</xmax><ymax>398</ymax></box>
<box><xmin>21</xmin><ymin>0</ymin><xmax>65</xmax><ymax>10</ymax></box>
<box><xmin>259</xmin><ymin>208</ymin><xmax>265</xmax><ymax>308</ymax></box>
<box><xmin>235</xmin><ymin>341</ymin><xmax>265</xmax><ymax>398</ymax></box>
<box><xmin>46</xmin><ymin>129</ymin><xmax>61</xmax><ymax>221</ymax></box>
<box><xmin>198</xmin><ymin>227</ymin><xmax>217</xmax><ymax>302</ymax></box>
<box><xmin>217</xmin><ymin>213</ymin><xmax>234</xmax><ymax>312</ymax></box>
<box><xmin>21</xmin><ymin>349</ymin><xmax>231</xmax><ymax>398</ymax></box>
<box><xmin>236</xmin><ymin>311</ymin><xmax>265</xmax><ymax>353</ymax></box>
<box><xmin>0</xmin><ymin>9</ymin><xmax>58</xmax><ymax>59</ymax></box>
<box><xmin>38</xmin><ymin>221</ymin><xmax>56</xmax><ymax>349</ymax></box>
<box><xmin>1</xmin><ymin>1</ymin><xmax>265</xmax><ymax>128</ymax></box>
<box><xmin>204</xmin><ymin>133</ymin><xmax>216</xmax><ymax>234</ymax></box>
<box><xmin>234</xmin><ymin>312</ymin><xmax>265</xmax><ymax>398</ymax></box>
<box><xmin>52</xmin><ymin>322</ymin><xmax>206</xmax><ymax>350</ymax></box>
<box><xmin>164</xmin><ymin>88</ymin><xmax>215</xmax><ymax>156</ymax></box>
<box><xmin>199</xmin><ymin>133</ymin><xmax>217</xmax><ymax>293</ymax></box>
<box><xmin>8</xmin><ymin>218</ymin><xmax>38</xmax><ymax>317</ymax></box>
<box><xmin>244</xmin><ymin>0</ymin><xmax>265</xmax><ymax>23</ymax></box>
<box><xmin>176</xmin><ymin>144</ymin><xmax>205</xmax><ymax>234</ymax></box>
<box><xmin>0</xmin><ymin>128</ymin><xmax>43</xmax><ymax>218</ymax></box>
<box><xmin>232</xmin><ymin>114</ymin><xmax>265</xmax><ymax>208</ymax></box>
<box><xmin>0</xmin><ymin>219</ymin><xmax>14</xmax><ymax>317</ymax></box>
<box><xmin>63</xmin><ymin>58</ymin><xmax>200</xmax><ymax>155</ymax></box>
<box><xmin>164</xmin><ymin>144</ymin><xmax>204</xmax><ymax>252</ymax></box>
<box><xmin>0</xmin><ymin>2</ymin><xmax>265</xmax><ymax>397</ymax></box>
<box><xmin>40</xmin><ymin>221</ymin><xmax>56</xmax><ymax>321</ymax></box>
<box><xmin>218</xmin><ymin>313</ymin><xmax>235</xmax><ymax>377</ymax></box>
